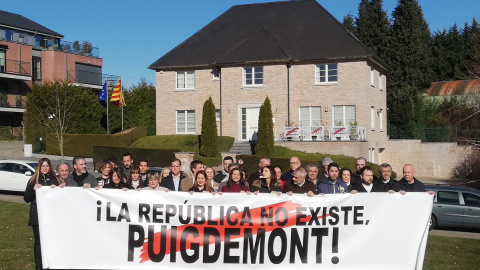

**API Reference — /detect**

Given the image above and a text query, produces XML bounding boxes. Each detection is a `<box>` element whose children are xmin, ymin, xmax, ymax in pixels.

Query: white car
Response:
<box><xmin>0</xmin><ymin>160</ymin><xmax>38</xmax><ymax>192</ymax></box>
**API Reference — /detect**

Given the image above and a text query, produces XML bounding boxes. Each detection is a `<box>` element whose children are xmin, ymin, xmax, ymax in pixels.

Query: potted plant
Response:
<box><xmin>349</xmin><ymin>121</ymin><xmax>358</xmax><ymax>140</ymax></box>
<box><xmin>72</xmin><ymin>40</ymin><xmax>80</xmax><ymax>52</ymax></box>
<box><xmin>0</xmin><ymin>92</ymin><xmax>7</xmax><ymax>106</ymax></box>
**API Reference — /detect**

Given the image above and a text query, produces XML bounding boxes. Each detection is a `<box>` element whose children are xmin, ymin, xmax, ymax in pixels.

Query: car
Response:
<box><xmin>426</xmin><ymin>184</ymin><xmax>480</xmax><ymax>230</ymax></box>
<box><xmin>0</xmin><ymin>160</ymin><xmax>38</xmax><ymax>192</ymax></box>
<box><xmin>464</xmin><ymin>179</ymin><xmax>480</xmax><ymax>190</ymax></box>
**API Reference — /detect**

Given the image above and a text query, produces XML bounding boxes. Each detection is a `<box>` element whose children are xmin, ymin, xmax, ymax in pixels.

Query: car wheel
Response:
<box><xmin>429</xmin><ymin>214</ymin><xmax>437</xmax><ymax>231</ymax></box>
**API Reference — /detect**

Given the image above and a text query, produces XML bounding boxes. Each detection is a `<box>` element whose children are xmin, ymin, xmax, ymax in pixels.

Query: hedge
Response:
<box><xmin>0</xmin><ymin>127</ymin><xmax>14</xmax><ymax>141</ymax></box>
<box><xmin>46</xmin><ymin>126</ymin><xmax>146</xmax><ymax>157</ymax></box>
<box><xmin>93</xmin><ymin>146</ymin><xmax>179</xmax><ymax>168</ymax></box>
<box><xmin>237</xmin><ymin>155</ymin><xmax>389</xmax><ymax>178</ymax></box>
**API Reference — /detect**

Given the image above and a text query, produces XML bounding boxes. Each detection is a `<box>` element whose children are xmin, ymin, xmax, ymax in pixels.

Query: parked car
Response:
<box><xmin>464</xmin><ymin>179</ymin><xmax>480</xmax><ymax>190</ymax></box>
<box><xmin>0</xmin><ymin>160</ymin><xmax>38</xmax><ymax>192</ymax></box>
<box><xmin>426</xmin><ymin>184</ymin><xmax>480</xmax><ymax>230</ymax></box>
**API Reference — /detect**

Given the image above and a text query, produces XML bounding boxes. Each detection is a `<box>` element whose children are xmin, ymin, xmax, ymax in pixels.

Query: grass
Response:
<box><xmin>0</xmin><ymin>201</ymin><xmax>35</xmax><ymax>269</ymax></box>
<box><xmin>1</xmin><ymin>200</ymin><xmax>479</xmax><ymax>269</ymax></box>
<box><xmin>424</xmin><ymin>235</ymin><xmax>480</xmax><ymax>269</ymax></box>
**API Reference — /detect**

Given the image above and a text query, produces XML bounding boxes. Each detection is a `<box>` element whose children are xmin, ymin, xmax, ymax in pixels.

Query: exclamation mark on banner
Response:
<box><xmin>331</xmin><ymin>227</ymin><xmax>339</xmax><ymax>264</ymax></box>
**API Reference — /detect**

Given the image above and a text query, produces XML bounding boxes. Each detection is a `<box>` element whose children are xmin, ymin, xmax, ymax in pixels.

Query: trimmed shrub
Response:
<box><xmin>0</xmin><ymin>127</ymin><xmax>13</xmax><ymax>141</ymax></box>
<box><xmin>46</xmin><ymin>127</ymin><xmax>146</xmax><ymax>157</ymax></box>
<box><xmin>200</xmin><ymin>97</ymin><xmax>218</xmax><ymax>157</ymax></box>
<box><xmin>255</xmin><ymin>97</ymin><xmax>274</xmax><ymax>156</ymax></box>
<box><xmin>93</xmin><ymin>146</ymin><xmax>179</xmax><ymax>168</ymax></box>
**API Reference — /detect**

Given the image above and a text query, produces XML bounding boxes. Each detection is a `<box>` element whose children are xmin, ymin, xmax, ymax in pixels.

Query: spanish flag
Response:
<box><xmin>110</xmin><ymin>79</ymin><xmax>126</xmax><ymax>107</ymax></box>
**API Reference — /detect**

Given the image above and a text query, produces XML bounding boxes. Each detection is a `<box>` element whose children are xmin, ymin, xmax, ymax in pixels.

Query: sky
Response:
<box><xmin>2</xmin><ymin>0</ymin><xmax>480</xmax><ymax>87</ymax></box>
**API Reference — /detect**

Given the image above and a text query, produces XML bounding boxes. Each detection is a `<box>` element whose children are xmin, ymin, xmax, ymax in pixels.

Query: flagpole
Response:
<box><xmin>106</xmin><ymin>78</ymin><xmax>110</xmax><ymax>135</ymax></box>
<box><xmin>121</xmin><ymin>76</ymin><xmax>124</xmax><ymax>131</ymax></box>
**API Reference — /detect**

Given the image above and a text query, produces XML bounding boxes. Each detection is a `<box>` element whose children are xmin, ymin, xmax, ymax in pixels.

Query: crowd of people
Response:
<box><xmin>24</xmin><ymin>153</ymin><xmax>430</xmax><ymax>269</ymax></box>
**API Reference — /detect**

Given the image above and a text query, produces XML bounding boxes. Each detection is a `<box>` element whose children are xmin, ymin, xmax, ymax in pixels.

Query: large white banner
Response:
<box><xmin>36</xmin><ymin>188</ymin><xmax>433</xmax><ymax>269</ymax></box>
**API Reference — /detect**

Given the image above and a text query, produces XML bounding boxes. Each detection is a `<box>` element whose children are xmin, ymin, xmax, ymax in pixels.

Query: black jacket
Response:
<box><xmin>250</xmin><ymin>179</ymin><xmax>283</xmax><ymax>193</ymax></box>
<box><xmin>351</xmin><ymin>181</ymin><xmax>385</xmax><ymax>193</ymax></box>
<box><xmin>103</xmin><ymin>182</ymin><xmax>134</xmax><ymax>189</ymax></box>
<box><xmin>160</xmin><ymin>172</ymin><xmax>187</xmax><ymax>191</ymax></box>
<box><xmin>24</xmin><ymin>173</ymin><xmax>60</xmax><ymax>226</ymax></box>
<box><xmin>393</xmin><ymin>178</ymin><xmax>426</xmax><ymax>192</ymax></box>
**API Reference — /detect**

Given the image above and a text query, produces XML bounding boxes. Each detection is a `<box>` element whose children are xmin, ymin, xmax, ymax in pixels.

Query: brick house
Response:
<box><xmin>149</xmin><ymin>0</ymin><xmax>389</xmax><ymax>162</ymax></box>
<box><xmin>0</xmin><ymin>10</ymin><xmax>111</xmax><ymax>132</ymax></box>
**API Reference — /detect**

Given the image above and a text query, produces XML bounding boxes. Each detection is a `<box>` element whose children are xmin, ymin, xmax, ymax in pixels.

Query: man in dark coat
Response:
<box><xmin>351</xmin><ymin>166</ymin><xmax>384</xmax><ymax>193</ymax></box>
<box><xmin>393</xmin><ymin>164</ymin><xmax>426</xmax><ymax>192</ymax></box>
<box><xmin>282</xmin><ymin>157</ymin><xmax>301</xmax><ymax>182</ymax></box>
<box><xmin>160</xmin><ymin>159</ymin><xmax>187</xmax><ymax>191</ymax></box>
<box><xmin>283</xmin><ymin>167</ymin><xmax>316</xmax><ymax>194</ymax></box>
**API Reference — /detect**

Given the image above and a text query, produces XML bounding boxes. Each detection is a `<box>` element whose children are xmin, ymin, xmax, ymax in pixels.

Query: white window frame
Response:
<box><xmin>370</xmin><ymin>67</ymin><xmax>375</xmax><ymax>87</ymax></box>
<box><xmin>370</xmin><ymin>106</ymin><xmax>375</xmax><ymax>130</ymax></box>
<box><xmin>379</xmin><ymin>73</ymin><xmax>383</xmax><ymax>90</ymax></box>
<box><xmin>299</xmin><ymin>106</ymin><xmax>322</xmax><ymax>127</ymax></box>
<box><xmin>315</xmin><ymin>64</ymin><xmax>338</xmax><ymax>85</ymax></box>
<box><xmin>215</xmin><ymin>109</ymin><xmax>221</xmax><ymax>122</ymax></box>
<box><xmin>243</xmin><ymin>66</ymin><xmax>263</xmax><ymax>87</ymax></box>
<box><xmin>176</xmin><ymin>110</ymin><xmax>195</xmax><ymax>134</ymax></box>
<box><xmin>333</xmin><ymin>105</ymin><xmax>355</xmax><ymax>126</ymax></box>
<box><xmin>176</xmin><ymin>71</ymin><xmax>195</xmax><ymax>90</ymax></box>
<box><xmin>379</xmin><ymin>108</ymin><xmax>383</xmax><ymax>131</ymax></box>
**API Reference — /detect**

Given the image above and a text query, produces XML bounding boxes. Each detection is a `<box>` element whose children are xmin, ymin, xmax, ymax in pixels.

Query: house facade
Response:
<box><xmin>0</xmin><ymin>10</ymin><xmax>108</xmax><ymax>131</ymax></box>
<box><xmin>150</xmin><ymin>1</ymin><xmax>389</xmax><ymax>161</ymax></box>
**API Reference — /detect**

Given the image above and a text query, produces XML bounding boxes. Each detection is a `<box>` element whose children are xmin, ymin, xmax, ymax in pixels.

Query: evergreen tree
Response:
<box><xmin>199</xmin><ymin>97</ymin><xmax>218</xmax><ymax>157</ymax></box>
<box><xmin>387</xmin><ymin>0</ymin><xmax>433</xmax><ymax>138</ymax></box>
<box><xmin>342</xmin><ymin>13</ymin><xmax>357</xmax><ymax>36</ymax></box>
<box><xmin>255</xmin><ymin>97</ymin><xmax>274</xmax><ymax>156</ymax></box>
<box><xmin>108</xmin><ymin>78</ymin><xmax>156</xmax><ymax>134</ymax></box>
<box><xmin>355</xmin><ymin>0</ymin><xmax>391</xmax><ymax>61</ymax></box>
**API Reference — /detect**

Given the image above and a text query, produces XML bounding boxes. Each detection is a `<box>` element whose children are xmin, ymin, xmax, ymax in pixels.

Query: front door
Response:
<box><xmin>241</xmin><ymin>107</ymin><xmax>260</xmax><ymax>141</ymax></box>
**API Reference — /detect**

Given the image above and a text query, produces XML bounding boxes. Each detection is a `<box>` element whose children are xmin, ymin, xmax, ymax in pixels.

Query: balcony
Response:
<box><xmin>0</xmin><ymin>94</ymin><xmax>25</xmax><ymax>113</ymax></box>
<box><xmin>0</xmin><ymin>59</ymin><xmax>31</xmax><ymax>81</ymax></box>
<box><xmin>282</xmin><ymin>126</ymin><xmax>367</xmax><ymax>141</ymax></box>
<box><xmin>67</xmin><ymin>70</ymin><xmax>120</xmax><ymax>90</ymax></box>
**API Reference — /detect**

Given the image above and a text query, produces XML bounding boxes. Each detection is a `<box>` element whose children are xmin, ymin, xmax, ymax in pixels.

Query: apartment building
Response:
<box><xmin>0</xmin><ymin>10</ymin><xmax>105</xmax><ymax>131</ymax></box>
<box><xmin>149</xmin><ymin>0</ymin><xmax>389</xmax><ymax>161</ymax></box>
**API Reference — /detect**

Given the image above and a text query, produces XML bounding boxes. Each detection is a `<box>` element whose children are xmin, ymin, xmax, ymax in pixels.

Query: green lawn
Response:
<box><xmin>2</xmin><ymin>200</ymin><xmax>480</xmax><ymax>269</ymax></box>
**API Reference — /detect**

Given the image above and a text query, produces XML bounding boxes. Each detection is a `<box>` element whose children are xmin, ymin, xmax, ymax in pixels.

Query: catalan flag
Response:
<box><xmin>110</xmin><ymin>79</ymin><xmax>126</xmax><ymax>107</ymax></box>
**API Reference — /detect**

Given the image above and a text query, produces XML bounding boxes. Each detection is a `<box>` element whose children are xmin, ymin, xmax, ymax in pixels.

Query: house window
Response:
<box><xmin>379</xmin><ymin>109</ymin><xmax>383</xmax><ymax>131</ymax></box>
<box><xmin>299</xmin><ymin>106</ymin><xmax>322</xmax><ymax>127</ymax></box>
<box><xmin>176</xmin><ymin>71</ymin><xmax>195</xmax><ymax>89</ymax></box>
<box><xmin>212</xmin><ymin>69</ymin><xmax>220</xmax><ymax>80</ymax></box>
<box><xmin>243</xmin><ymin>67</ymin><xmax>263</xmax><ymax>86</ymax></box>
<box><xmin>370</xmin><ymin>67</ymin><xmax>374</xmax><ymax>87</ymax></box>
<box><xmin>379</xmin><ymin>73</ymin><xmax>383</xmax><ymax>90</ymax></box>
<box><xmin>215</xmin><ymin>109</ymin><xmax>221</xmax><ymax>122</ymax></box>
<box><xmin>370</xmin><ymin>106</ymin><xmax>375</xmax><ymax>130</ymax></box>
<box><xmin>32</xmin><ymin>56</ymin><xmax>41</xmax><ymax>81</ymax></box>
<box><xmin>333</xmin><ymin>105</ymin><xmax>355</xmax><ymax>126</ymax></box>
<box><xmin>176</xmin><ymin>110</ymin><xmax>195</xmax><ymax>134</ymax></box>
<box><xmin>315</xmin><ymin>64</ymin><xmax>338</xmax><ymax>84</ymax></box>
<box><xmin>0</xmin><ymin>50</ymin><xmax>5</xmax><ymax>73</ymax></box>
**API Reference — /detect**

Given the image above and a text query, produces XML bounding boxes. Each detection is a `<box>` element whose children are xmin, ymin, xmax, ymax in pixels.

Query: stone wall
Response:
<box><xmin>276</xmin><ymin>139</ymin><xmax>471</xmax><ymax>179</ymax></box>
<box><xmin>385</xmin><ymin>140</ymin><xmax>471</xmax><ymax>180</ymax></box>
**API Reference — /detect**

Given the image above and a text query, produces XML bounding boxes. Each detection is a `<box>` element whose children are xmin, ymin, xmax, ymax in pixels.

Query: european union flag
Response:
<box><xmin>99</xmin><ymin>81</ymin><xmax>107</xmax><ymax>107</ymax></box>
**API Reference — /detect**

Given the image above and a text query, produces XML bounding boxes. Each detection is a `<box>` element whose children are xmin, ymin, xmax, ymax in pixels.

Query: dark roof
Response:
<box><xmin>426</xmin><ymin>80</ymin><xmax>480</xmax><ymax>96</ymax></box>
<box><xmin>0</xmin><ymin>10</ymin><xmax>63</xmax><ymax>38</ymax></box>
<box><xmin>149</xmin><ymin>0</ymin><xmax>387</xmax><ymax>71</ymax></box>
